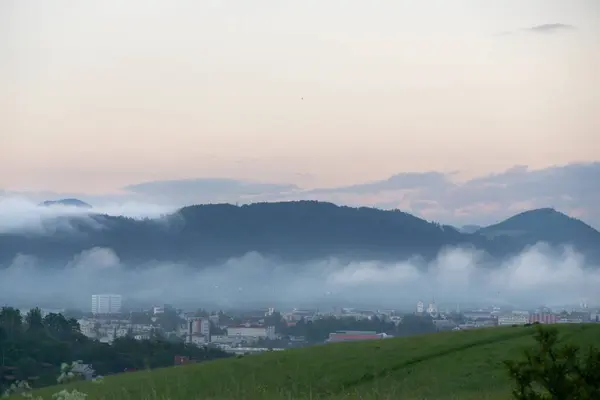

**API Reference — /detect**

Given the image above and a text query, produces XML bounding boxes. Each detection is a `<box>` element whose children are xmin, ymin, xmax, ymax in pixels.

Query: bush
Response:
<box><xmin>504</xmin><ymin>325</ymin><xmax>600</xmax><ymax>399</ymax></box>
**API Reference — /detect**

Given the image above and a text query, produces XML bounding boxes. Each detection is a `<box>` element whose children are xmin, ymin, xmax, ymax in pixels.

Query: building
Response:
<box><xmin>497</xmin><ymin>312</ymin><xmax>529</xmax><ymax>326</ymax></box>
<box><xmin>71</xmin><ymin>362</ymin><xmax>95</xmax><ymax>381</ymax></box>
<box><xmin>530</xmin><ymin>313</ymin><xmax>559</xmax><ymax>324</ymax></box>
<box><xmin>189</xmin><ymin>335</ymin><xmax>207</xmax><ymax>346</ymax></box>
<box><xmin>426</xmin><ymin>301</ymin><xmax>438</xmax><ymax>315</ymax></box>
<box><xmin>153</xmin><ymin>307</ymin><xmax>164</xmax><ymax>315</ymax></box>
<box><xmin>227</xmin><ymin>326</ymin><xmax>268</xmax><ymax>338</ymax></box>
<box><xmin>432</xmin><ymin>319</ymin><xmax>457</xmax><ymax>331</ymax></box>
<box><xmin>416</xmin><ymin>301</ymin><xmax>424</xmax><ymax>314</ymax></box>
<box><xmin>284</xmin><ymin>309</ymin><xmax>317</xmax><ymax>322</ymax></box>
<box><xmin>327</xmin><ymin>331</ymin><xmax>389</xmax><ymax>343</ymax></box>
<box><xmin>463</xmin><ymin>311</ymin><xmax>493</xmax><ymax>321</ymax></box>
<box><xmin>266</xmin><ymin>325</ymin><xmax>276</xmax><ymax>340</ymax></box>
<box><xmin>187</xmin><ymin>317</ymin><xmax>210</xmax><ymax>344</ymax></box>
<box><xmin>91</xmin><ymin>294</ymin><xmax>122</xmax><ymax>315</ymax></box>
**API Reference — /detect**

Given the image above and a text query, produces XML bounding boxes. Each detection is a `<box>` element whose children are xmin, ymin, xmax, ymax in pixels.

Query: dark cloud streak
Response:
<box><xmin>526</xmin><ymin>23</ymin><xmax>575</xmax><ymax>33</ymax></box>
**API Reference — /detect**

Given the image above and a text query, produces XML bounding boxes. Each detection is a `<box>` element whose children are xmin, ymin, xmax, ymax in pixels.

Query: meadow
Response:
<box><xmin>26</xmin><ymin>324</ymin><xmax>600</xmax><ymax>400</ymax></box>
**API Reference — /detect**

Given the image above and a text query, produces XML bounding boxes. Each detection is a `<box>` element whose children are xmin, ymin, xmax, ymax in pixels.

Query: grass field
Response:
<box><xmin>28</xmin><ymin>324</ymin><xmax>600</xmax><ymax>400</ymax></box>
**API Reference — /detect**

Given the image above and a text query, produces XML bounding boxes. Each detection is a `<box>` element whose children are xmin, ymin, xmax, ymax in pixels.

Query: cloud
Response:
<box><xmin>526</xmin><ymin>23</ymin><xmax>575</xmax><ymax>34</ymax></box>
<box><xmin>123</xmin><ymin>178</ymin><xmax>300</xmax><ymax>204</ymax></box>
<box><xmin>494</xmin><ymin>23</ymin><xmax>575</xmax><ymax>37</ymax></box>
<box><xmin>2</xmin><ymin>162</ymin><xmax>599</xmax><ymax>231</ymax></box>
<box><xmin>308</xmin><ymin>172</ymin><xmax>451</xmax><ymax>195</ymax></box>
<box><xmin>442</xmin><ymin>163</ymin><xmax>600</xmax><ymax>225</ymax></box>
<box><xmin>0</xmin><ymin>196</ymin><xmax>177</xmax><ymax>235</ymax></box>
<box><xmin>0</xmin><ymin>244</ymin><xmax>597</xmax><ymax>311</ymax></box>
<box><xmin>307</xmin><ymin>162</ymin><xmax>600</xmax><ymax>230</ymax></box>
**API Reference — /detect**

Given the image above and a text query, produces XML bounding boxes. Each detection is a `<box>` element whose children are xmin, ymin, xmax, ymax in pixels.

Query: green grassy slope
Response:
<box><xmin>30</xmin><ymin>324</ymin><xmax>600</xmax><ymax>400</ymax></box>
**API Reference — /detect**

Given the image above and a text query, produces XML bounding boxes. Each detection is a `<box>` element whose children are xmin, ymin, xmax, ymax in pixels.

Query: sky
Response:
<box><xmin>1</xmin><ymin>0</ymin><xmax>599</xmax><ymax>227</ymax></box>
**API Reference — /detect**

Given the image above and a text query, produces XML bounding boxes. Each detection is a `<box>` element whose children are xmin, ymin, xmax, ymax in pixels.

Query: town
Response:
<box><xmin>16</xmin><ymin>294</ymin><xmax>599</xmax><ymax>357</ymax></box>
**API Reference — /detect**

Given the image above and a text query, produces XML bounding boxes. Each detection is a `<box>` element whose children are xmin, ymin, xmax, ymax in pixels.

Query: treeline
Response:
<box><xmin>263</xmin><ymin>312</ymin><xmax>438</xmax><ymax>344</ymax></box>
<box><xmin>0</xmin><ymin>307</ymin><xmax>230</xmax><ymax>392</ymax></box>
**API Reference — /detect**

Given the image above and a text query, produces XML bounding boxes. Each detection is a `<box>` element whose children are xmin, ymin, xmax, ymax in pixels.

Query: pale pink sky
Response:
<box><xmin>1</xmin><ymin>0</ymin><xmax>599</xmax><ymax>194</ymax></box>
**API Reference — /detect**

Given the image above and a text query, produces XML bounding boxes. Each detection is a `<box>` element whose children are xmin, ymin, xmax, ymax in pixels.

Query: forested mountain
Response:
<box><xmin>0</xmin><ymin>201</ymin><xmax>599</xmax><ymax>267</ymax></box>
<box><xmin>39</xmin><ymin>198</ymin><xmax>92</xmax><ymax>208</ymax></box>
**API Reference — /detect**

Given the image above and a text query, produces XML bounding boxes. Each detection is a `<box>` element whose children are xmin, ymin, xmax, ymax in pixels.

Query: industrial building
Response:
<box><xmin>186</xmin><ymin>317</ymin><xmax>210</xmax><ymax>344</ymax></box>
<box><xmin>91</xmin><ymin>294</ymin><xmax>122</xmax><ymax>315</ymax></box>
<box><xmin>226</xmin><ymin>325</ymin><xmax>276</xmax><ymax>339</ymax></box>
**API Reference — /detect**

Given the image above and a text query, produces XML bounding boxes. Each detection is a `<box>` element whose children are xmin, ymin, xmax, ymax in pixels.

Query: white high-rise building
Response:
<box><xmin>91</xmin><ymin>294</ymin><xmax>122</xmax><ymax>315</ymax></box>
<box><xmin>416</xmin><ymin>301</ymin><xmax>424</xmax><ymax>313</ymax></box>
<box><xmin>427</xmin><ymin>302</ymin><xmax>437</xmax><ymax>314</ymax></box>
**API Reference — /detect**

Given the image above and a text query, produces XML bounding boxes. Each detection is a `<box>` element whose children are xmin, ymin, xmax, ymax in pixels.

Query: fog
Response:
<box><xmin>1</xmin><ymin>244</ymin><xmax>598</xmax><ymax>311</ymax></box>
<box><xmin>1</xmin><ymin>196</ymin><xmax>598</xmax><ymax>311</ymax></box>
<box><xmin>0</xmin><ymin>196</ymin><xmax>177</xmax><ymax>234</ymax></box>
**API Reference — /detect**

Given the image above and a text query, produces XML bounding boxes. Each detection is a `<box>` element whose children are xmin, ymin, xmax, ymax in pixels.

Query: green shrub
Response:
<box><xmin>504</xmin><ymin>325</ymin><xmax>600</xmax><ymax>399</ymax></box>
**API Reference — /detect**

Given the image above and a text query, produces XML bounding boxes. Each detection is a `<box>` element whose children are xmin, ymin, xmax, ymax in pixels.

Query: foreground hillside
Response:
<box><xmin>30</xmin><ymin>324</ymin><xmax>600</xmax><ymax>400</ymax></box>
<box><xmin>1</xmin><ymin>201</ymin><xmax>599</xmax><ymax>266</ymax></box>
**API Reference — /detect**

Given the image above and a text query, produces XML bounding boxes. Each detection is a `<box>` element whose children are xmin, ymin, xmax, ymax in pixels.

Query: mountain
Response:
<box><xmin>0</xmin><ymin>202</ymin><xmax>598</xmax><ymax>267</ymax></box>
<box><xmin>40</xmin><ymin>198</ymin><xmax>92</xmax><ymax>208</ymax></box>
<box><xmin>478</xmin><ymin>208</ymin><xmax>600</xmax><ymax>259</ymax></box>
<box><xmin>459</xmin><ymin>224</ymin><xmax>482</xmax><ymax>234</ymax></box>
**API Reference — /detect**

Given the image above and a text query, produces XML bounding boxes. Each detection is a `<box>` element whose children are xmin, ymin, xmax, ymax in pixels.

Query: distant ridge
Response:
<box><xmin>478</xmin><ymin>208</ymin><xmax>600</xmax><ymax>239</ymax></box>
<box><xmin>478</xmin><ymin>208</ymin><xmax>600</xmax><ymax>261</ymax></box>
<box><xmin>40</xmin><ymin>198</ymin><xmax>92</xmax><ymax>208</ymax></box>
<box><xmin>1</xmin><ymin>201</ymin><xmax>599</xmax><ymax>267</ymax></box>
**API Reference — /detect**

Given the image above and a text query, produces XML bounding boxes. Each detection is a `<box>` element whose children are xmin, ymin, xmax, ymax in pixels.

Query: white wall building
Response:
<box><xmin>416</xmin><ymin>301</ymin><xmax>424</xmax><ymax>314</ymax></box>
<box><xmin>153</xmin><ymin>307</ymin><xmax>164</xmax><ymax>315</ymax></box>
<box><xmin>497</xmin><ymin>312</ymin><xmax>530</xmax><ymax>326</ymax></box>
<box><xmin>227</xmin><ymin>326</ymin><xmax>268</xmax><ymax>338</ymax></box>
<box><xmin>427</xmin><ymin>302</ymin><xmax>438</xmax><ymax>315</ymax></box>
<box><xmin>91</xmin><ymin>294</ymin><xmax>122</xmax><ymax>315</ymax></box>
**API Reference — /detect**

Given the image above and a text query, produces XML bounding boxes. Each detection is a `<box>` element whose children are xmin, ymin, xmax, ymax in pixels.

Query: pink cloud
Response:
<box><xmin>508</xmin><ymin>200</ymin><xmax>538</xmax><ymax>212</ymax></box>
<box><xmin>454</xmin><ymin>202</ymin><xmax>501</xmax><ymax>217</ymax></box>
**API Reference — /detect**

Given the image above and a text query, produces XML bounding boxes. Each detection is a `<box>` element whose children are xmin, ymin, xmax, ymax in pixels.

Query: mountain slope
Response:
<box><xmin>0</xmin><ymin>201</ymin><xmax>473</xmax><ymax>266</ymax></box>
<box><xmin>28</xmin><ymin>324</ymin><xmax>600</xmax><ymax>400</ymax></box>
<box><xmin>478</xmin><ymin>208</ymin><xmax>600</xmax><ymax>260</ymax></box>
<box><xmin>0</xmin><ymin>202</ymin><xmax>598</xmax><ymax>267</ymax></box>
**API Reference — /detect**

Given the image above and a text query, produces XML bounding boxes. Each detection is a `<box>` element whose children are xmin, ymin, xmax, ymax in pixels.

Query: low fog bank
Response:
<box><xmin>0</xmin><ymin>196</ymin><xmax>177</xmax><ymax>234</ymax></box>
<box><xmin>1</xmin><ymin>244</ymin><xmax>598</xmax><ymax>311</ymax></box>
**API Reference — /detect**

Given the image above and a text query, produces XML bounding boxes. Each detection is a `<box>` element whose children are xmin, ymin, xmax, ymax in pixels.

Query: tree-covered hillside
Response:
<box><xmin>1</xmin><ymin>201</ymin><xmax>598</xmax><ymax>267</ymax></box>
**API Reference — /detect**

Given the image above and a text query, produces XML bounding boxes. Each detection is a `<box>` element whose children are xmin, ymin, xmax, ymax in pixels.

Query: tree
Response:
<box><xmin>194</xmin><ymin>309</ymin><xmax>209</xmax><ymax>318</ymax></box>
<box><xmin>0</xmin><ymin>308</ymin><xmax>23</xmax><ymax>340</ymax></box>
<box><xmin>25</xmin><ymin>308</ymin><xmax>44</xmax><ymax>333</ymax></box>
<box><xmin>504</xmin><ymin>325</ymin><xmax>600</xmax><ymax>399</ymax></box>
<box><xmin>264</xmin><ymin>312</ymin><xmax>286</xmax><ymax>333</ymax></box>
<box><xmin>0</xmin><ymin>307</ymin><xmax>232</xmax><ymax>393</ymax></box>
<box><xmin>156</xmin><ymin>309</ymin><xmax>184</xmax><ymax>333</ymax></box>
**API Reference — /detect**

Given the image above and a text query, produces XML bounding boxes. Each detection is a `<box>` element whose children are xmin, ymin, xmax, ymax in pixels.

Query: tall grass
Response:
<box><xmin>10</xmin><ymin>324</ymin><xmax>600</xmax><ymax>400</ymax></box>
